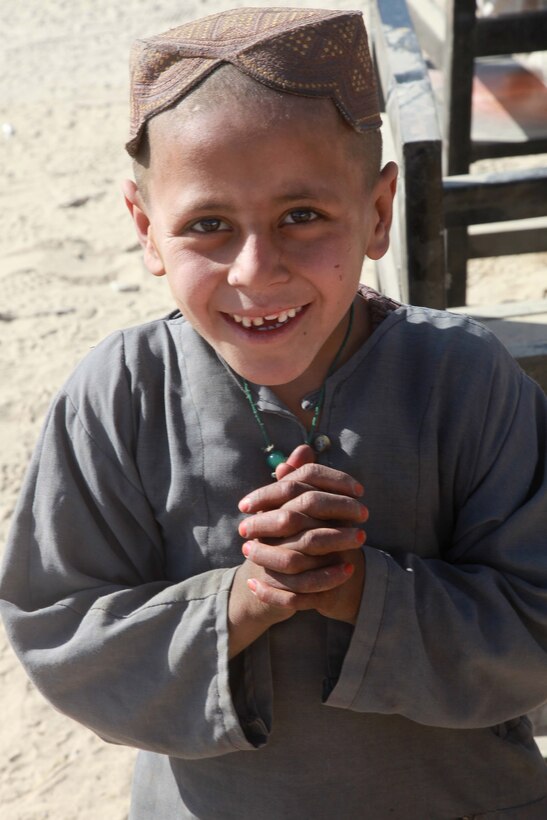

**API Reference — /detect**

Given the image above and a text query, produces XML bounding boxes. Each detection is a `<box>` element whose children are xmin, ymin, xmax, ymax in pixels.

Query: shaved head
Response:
<box><xmin>133</xmin><ymin>64</ymin><xmax>382</xmax><ymax>203</ymax></box>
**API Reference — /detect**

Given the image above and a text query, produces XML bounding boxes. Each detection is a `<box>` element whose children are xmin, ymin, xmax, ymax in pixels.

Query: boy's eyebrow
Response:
<box><xmin>172</xmin><ymin>188</ymin><xmax>342</xmax><ymax>214</ymax></box>
<box><xmin>274</xmin><ymin>188</ymin><xmax>341</xmax><ymax>203</ymax></box>
<box><xmin>178</xmin><ymin>199</ymin><xmax>233</xmax><ymax>212</ymax></box>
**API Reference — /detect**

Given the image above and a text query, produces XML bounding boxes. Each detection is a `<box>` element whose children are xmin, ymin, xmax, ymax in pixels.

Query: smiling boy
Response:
<box><xmin>2</xmin><ymin>8</ymin><xmax>547</xmax><ymax>820</ymax></box>
<box><xmin>125</xmin><ymin>68</ymin><xmax>393</xmax><ymax>403</ymax></box>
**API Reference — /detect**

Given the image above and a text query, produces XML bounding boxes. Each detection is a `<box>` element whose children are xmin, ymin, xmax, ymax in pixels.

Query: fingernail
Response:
<box><xmin>247</xmin><ymin>579</ymin><xmax>258</xmax><ymax>595</ymax></box>
<box><xmin>343</xmin><ymin>563</ymin><xmax>354</xmax><ymax>577</ymax></box>
<box><xmin>355</xmin><ymin>529</ymin><xmax>365</xmax><ymax>545</ymax></box>
<box><xmin>239</xmin><ymin>521</ymin><xmax>247</xmax><ymax>537</ymax></box>
<box><xmin>239</xmin><ymin>497</ymin><xmax>251</xmax><ymax>513</ymax></box>
<box><xmin>354</xmin><ymin>482</ymin><xmax>364</xmax><ymax>497</ymax></box>
<box><xmin>358</xmin><ymin>505</ymin><xmax>368</xmax><ymax>522</ymax></box>
<box><xmin>242</xmin><ymin>543</ymin><xmax>251</xmax><ymax>557</ymax></box>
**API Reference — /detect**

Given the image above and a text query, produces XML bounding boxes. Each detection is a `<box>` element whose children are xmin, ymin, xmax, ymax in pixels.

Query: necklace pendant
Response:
<box><xmin>265</xmin><ymin>448</ymin><xmax>287</xmax><ymax>472</ymax></box>
<box><xmin>313</xmin><ymin>433</ymin><xmax>332</xmax><ymax>453</ymax></box>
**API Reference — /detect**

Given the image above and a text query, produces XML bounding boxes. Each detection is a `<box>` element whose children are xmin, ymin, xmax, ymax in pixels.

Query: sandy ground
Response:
<box><xmin>1</xmin><ymin>1</ymin><xmax>546</xmax><ymax>818</ymax></box>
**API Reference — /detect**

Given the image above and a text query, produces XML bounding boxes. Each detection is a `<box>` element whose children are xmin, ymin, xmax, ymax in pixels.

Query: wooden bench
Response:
<box><xmin>407</xmin><ymin>0</ymin><xmax>547</xmax><ymax>306</ymax></box>
<box><xmin>369</xmin><ymin>0</ymin><xmax>547</xmax><ymax>392</ymax></box>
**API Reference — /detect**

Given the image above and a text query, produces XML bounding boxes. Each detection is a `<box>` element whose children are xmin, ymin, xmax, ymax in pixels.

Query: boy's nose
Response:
<box><xmin>227</xmin><ymin>233</ymin><xmax>289</xmax><ymax>290</ymax></box>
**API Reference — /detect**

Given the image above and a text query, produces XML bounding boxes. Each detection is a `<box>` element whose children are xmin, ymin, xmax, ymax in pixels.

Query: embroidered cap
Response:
<box><xmin>126</xmin><ymin>6</ymin><xmax>381</xmax><ymax>157</ymax></box>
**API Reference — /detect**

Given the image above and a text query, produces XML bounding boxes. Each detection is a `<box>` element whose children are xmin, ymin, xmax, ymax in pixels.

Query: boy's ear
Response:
<box><xmin>365</xmin><ymin>161</ymin><xmax>398</xmax><ymax>261</ymax></box>
<box><xmin>122</xmin><ymin>179</ymin><xmax>165</xmax><ymax>277</ymax></box>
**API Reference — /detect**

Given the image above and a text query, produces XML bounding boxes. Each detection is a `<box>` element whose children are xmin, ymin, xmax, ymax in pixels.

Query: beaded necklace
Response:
<box><xmin>242</xmin><ymin>303</ymin><xmax>354</xmax><ymax>477</ymax></box>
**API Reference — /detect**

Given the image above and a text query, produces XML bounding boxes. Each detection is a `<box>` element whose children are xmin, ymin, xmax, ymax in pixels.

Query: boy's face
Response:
<box><xmin>125</xmin><ymin>95</ymin><xmax>396</xmax><ymax>388</ymax></box>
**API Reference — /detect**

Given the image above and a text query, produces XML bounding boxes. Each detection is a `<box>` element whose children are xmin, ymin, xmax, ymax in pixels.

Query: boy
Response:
<box><xmin>2</xmin><ymin>7</ymin><xmax>547</xmax><ymax>818</ymax></box>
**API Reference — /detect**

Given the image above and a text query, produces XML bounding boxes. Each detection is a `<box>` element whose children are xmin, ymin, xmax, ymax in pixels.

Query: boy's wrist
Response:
<box><xmin>228</xmin><ymin>562</ymin><xmax>294</xmax><ymax>659</ymax></box>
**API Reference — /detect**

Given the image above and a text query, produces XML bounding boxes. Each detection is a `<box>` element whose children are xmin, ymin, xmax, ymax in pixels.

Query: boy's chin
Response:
<box><xmin>225</xmin><ymin>355</ymin><xmax>309</xmax><ymax>388</ymax></box>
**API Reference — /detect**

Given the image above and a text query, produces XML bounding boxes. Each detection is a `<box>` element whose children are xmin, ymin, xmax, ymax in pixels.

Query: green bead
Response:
<box><xmin>266</xmin><ymin>450</ymin><xmax>287</xmax><ymax>469</ymax></box>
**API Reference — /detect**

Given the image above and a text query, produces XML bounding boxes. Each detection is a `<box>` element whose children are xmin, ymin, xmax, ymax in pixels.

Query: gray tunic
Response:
<box><xmin>2</xmin><ymin>294</ymin><xmax>547</xmax><ymax>819</ymax></box>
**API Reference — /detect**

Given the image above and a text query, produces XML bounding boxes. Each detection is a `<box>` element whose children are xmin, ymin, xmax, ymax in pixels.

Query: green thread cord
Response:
<box><xmin>242</xmin><ymin>303</ymin><xmax>355</xmax><ymax>466</ymax></box>
<box><xmin>242</xmin><ymin>380</ymin><xmax>273</xmax><ymax>451</ymax></box>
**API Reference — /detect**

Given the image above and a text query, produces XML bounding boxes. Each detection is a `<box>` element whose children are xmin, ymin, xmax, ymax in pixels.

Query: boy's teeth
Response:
<box><xmin>232</xmin><ymin>305</ymin><xmax>303</xmax><ymax>325</ymax></box>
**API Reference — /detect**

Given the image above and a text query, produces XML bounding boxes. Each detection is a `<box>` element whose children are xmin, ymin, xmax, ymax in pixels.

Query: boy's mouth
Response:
<box><xmin>224</xmin><ymin>305</ymin><xmax>305</xmax><ymax>332</ymax></box>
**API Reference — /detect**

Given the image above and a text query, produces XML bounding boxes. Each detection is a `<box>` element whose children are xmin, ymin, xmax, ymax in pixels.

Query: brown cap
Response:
<box><xmin>126</xmin><ymin>7</ymin><xmax>381</xmax><ymax>157</ymax></box>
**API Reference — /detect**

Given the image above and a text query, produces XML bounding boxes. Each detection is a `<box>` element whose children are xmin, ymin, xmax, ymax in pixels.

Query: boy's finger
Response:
<box><xmin>283</xmin><ymin>491</ymin><xmax>368</xmax><ymax>522</ymax></box>
<box><xmin>239</xmin><ymin>478</ymin><xmax>316</xmax><ymax>512</ymax></box>
<box><xmin>248</xmin><ymin>562</ymin><xmax>354</xmax><ymax>601</ymax></box>
<box><xmin>239</xmin><ymin>509</ymin><xmax>321</xmax><ymax>539</ymax></box>
<box><xmin>238</xmin><ymin>497</ymin><xmax>368</xmax><ymax>539</ymax></box>
<box><xmin>239</xmin><ymin>468</ymin><xmax>364</xmax><ymax>513</ymax></box>
<box><xmin>274</xmin><ymin>444</ymin><xmax>316</xmax><ymax>479</ymax></box>
<box><xmin>242</xmin><ymin>528</ymin><xmax>365</xmax><ymax>569</ymax></box>
<box><xmin>242</xmin><ymin>542</ymin><xmax>335</xmax><ymax>574</ymax></box>
<box><xmin>290</xmin><ymin>463</ymin><xmax>364</xmax><ymax>496</ymax></box>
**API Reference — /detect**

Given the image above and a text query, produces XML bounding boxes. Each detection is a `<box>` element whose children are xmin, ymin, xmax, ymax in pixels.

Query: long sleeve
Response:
<box><xmin>0</xmin><ymin>329</ymin><xmax>271</xmax><ymax>759</ymax></box>
<box><xmin>328</xmin><ymin>337</ymin><xmax>547</xmax><ymax>728</ymax></box>
<box><xmin>5</xmin><ymin>307</ymin><xmax>547</xmax><ymax>818</ymax></box>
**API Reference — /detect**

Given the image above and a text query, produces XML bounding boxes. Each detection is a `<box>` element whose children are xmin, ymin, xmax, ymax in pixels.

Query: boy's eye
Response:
<box><xmin>190</xmin><ymin>218</ymin><xmax>229</xmax><ymax>233</ymax></box>
<box><xmin>283</xmin><ymin>209</ymin><xmax>319</xmax><ymax>225</ymax></box>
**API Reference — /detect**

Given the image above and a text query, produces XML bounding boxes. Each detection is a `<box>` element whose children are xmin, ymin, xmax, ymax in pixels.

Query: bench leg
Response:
<box><xmin>446</xmin><ymin>226</ymin><xmax>469</xmax><ymax>307</ymax></box>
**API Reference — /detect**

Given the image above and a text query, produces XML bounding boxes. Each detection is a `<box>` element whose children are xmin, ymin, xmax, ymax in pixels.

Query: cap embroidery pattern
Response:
<box><xmin>126</xmin><ymin>7</ymin><xmax>381</xmax><ymax>157</ymax></box>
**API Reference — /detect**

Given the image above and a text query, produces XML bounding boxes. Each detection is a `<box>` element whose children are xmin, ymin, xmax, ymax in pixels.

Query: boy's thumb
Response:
<box><xmin>275</xmin><ymin>444</ymin><xmax>316</xmax><ymax>480</ymax></box>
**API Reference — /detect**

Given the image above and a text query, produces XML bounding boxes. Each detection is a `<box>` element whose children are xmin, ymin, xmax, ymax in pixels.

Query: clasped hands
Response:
<box><xmin>228</xmin><ymin>444</ymin><xmax>368</xmax><ymax>657</ymax></box>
